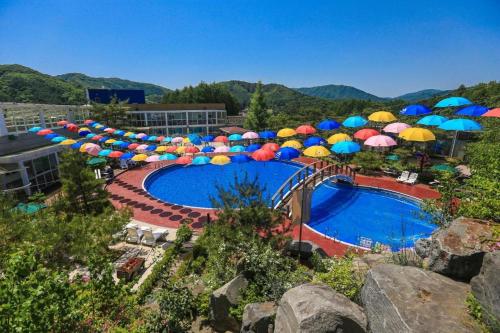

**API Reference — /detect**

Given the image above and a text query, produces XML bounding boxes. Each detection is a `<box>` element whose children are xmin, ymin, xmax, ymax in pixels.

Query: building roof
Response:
<box><xmin>0</xmin><ymin>128</ymin><xmax>80</xmax><ymax>157</ymax></box>
<box><xmin>219</xmin><ymin>126</ymin><xmax>248</xmax><ymax>134</ymax></box>
<box><xmin>128</xmin><ymin>103</ymin><xmax>226</xmax><ymax>111</ymax></box>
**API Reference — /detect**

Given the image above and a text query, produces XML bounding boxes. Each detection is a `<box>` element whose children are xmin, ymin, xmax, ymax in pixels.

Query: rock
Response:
<box><xmin>274</xmin><ymin>283</ymin><xmax>367</xmax><ymax>333</ymax></box>
<box><xmin>241</xmin><ymin>302</ymin><xmax>276</xmax><ymax>333</ymax></box>
<box><xmin>424</xmin><ymin>217</ymin><xmax>494</xmax><ymax>281</ymax></box>
<box><xmin>414</xmin><ymin>238</ymin><xmax>432</xmax><ymax>258</ymax></box>
<box><xmin>285</xmin><ymin>240</ymin><xmax>327</xmax><ymax>259</ymax></box>
<box><xmin>361</xmin><ymin>264</ymin><xmax>480</xmax><ymax>333</ymax></box>
<box><xmin>210</xmin><ymin>275</ymin><xmax>249</xmax><ymax>332</ymax></box>
<box><xmin>352</xmin><ymin>253</ymin><xmax>390</xmax><ymax>278</ymax></box>
<box><xmin>471</xmin><ymin>251</ymin><xmax>500</xmax><ymax>329</ymax></box>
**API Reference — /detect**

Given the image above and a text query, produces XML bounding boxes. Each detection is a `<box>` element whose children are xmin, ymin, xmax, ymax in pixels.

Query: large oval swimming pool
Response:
<box><xmin>144</xmin><ymin>160</ymin><xmax>436</xmax><ymax>250</ymax></box>
<box><xmin>144</xmin><ymin>160</ymin><xmax>302</xmax><ymax>208</ymax></box>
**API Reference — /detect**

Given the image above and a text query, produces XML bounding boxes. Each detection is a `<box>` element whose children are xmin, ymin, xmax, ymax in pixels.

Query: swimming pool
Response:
<box><xmin>144</xmin><ymin>160</ymin><xmax>302</xmax><ymax>208</ymax></box>
<box><xmin>309</xmin><ymin>182</ymin><xmax>436</xmax><ymax>250</ymax></box>
<box><xmin>144</xmin><ymin>160</ymin><xmax>436</xmax><ymax>250</ymax></box>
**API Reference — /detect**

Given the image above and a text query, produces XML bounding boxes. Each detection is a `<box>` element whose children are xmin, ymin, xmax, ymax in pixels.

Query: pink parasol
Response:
<box><xmin>364</xmin><ymin>135</ymin><xmax>397</xmax><ymax>147</ymax></box>
<box><xmin>85</xmin><ymin>144</ymin><xmax>102</xmax><ymax>156</ymax></box>
<box><xmin>383</xmin><ymin>122</ymin><xmax>411</xmax><ymax>134</ymax></box>
<box><xmin>146</xmin><ymin>155</ymin><xmax>161</xmax><ymax>162</ymax></box>
<box><xmin>135</xmin><ymin>144</ymin><xmax>149</xmax><ymax>151</ymax></box>
<box><xmin>242</xmin><ymin>131</ymin><xmax>259</xmax><ymax>139</ymax></box>
<box><xmin>214</xmin><ymin>146</ymin><xmax>230</xmax><ymax>153</ymax></box>
<box><xmin>171</xmin><ymin>136</ymin><xmax>184</xmax><ymax>144</ymax></box>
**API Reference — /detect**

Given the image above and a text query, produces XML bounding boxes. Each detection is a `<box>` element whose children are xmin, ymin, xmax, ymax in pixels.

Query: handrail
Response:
<box><xmin>271</xmin><ymin>161</ymin><xmax>356</xmax><ymax>209</ymax></box>
<box><xmin>270</xmin><ymin>160</ymin><xmax>326</xmax><ymax>207</ymax></box>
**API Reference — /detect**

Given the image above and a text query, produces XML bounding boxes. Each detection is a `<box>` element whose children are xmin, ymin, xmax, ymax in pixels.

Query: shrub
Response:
<box><xmin>136</xmin><ymin>246</ymin><xmax>178</xmax><ymax>303</ymax></box>
<box><xmin>351</xmin><ymin>151</ymin><xmax>384</xmax><ymax>174</ymax></box>
<box><xmin>175</xmin><ymin>224</ymin><xmax>193</xmax><ymax>246</ymax></box>
<box><xmin>313</xmin><ymin>256</ymin><xmax>363</xmax><ymax>302</ymax></box>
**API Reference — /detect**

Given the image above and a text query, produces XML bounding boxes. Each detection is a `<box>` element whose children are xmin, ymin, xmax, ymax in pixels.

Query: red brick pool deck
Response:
<box><xmin>107</xmin><ymin>158</ymin><xmax>440</xmax><ymax>256</ymax></box>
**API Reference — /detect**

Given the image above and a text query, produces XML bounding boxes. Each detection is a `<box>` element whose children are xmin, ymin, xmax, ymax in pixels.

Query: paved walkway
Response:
<box><xmin>106</xmin><ymin>158</ymin><xmax>440</xmax><ymax>256</ymax></box>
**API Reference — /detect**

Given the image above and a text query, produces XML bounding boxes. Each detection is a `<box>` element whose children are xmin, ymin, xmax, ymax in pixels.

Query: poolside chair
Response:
<box><xmin>404</xmin><ymin>173</ymin><xmax>418</xmax><ymax>185</ymax></box>
<box><xmin>396</xmin><ymin>171</ymin><xmax>410</xmax><ymax>182</ymax></box>
<box><xmin>141</xmin><ymin>227</ymin><xmax>168</xmax><ymax>247</ymax></box>
<box><xmin>125</xmin><ymin>223</ymin><xmax>143</xmax><ymax>244</ymax></box>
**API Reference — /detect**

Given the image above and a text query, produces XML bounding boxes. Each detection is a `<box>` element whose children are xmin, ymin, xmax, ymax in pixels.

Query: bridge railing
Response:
<box><xmin>271</xmin><ymin>161</ymin><xmax>356</xmax><ymax>209</ymax></box>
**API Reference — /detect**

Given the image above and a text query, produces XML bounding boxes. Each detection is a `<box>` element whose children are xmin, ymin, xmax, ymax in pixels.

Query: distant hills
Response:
<box><xmin>57</xmin><ymin>73</ymin><xmax>170</xmax><ymax>103</ymax></box>
<box><xmin>294</xmin><ymin>84</ymin><xmax>448</xmax><ymax>102</ymax></box>
<box><xmin>1</xmin><ymin>64</ymin><xmax>496</xmax><ymax>114</ymax></box>
<box><xmin>0</xmin><ymin>64</ymin><xmax>86</xmax><ymax>104</ymax></box>
<box><xmin>295</xmin><ymin>84</ymin><xmax>386</xmax><ymax>102</ymax></box>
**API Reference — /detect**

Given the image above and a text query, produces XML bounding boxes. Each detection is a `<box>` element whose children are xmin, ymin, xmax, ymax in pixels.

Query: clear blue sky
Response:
<box><xmin>1</xmin><ymin>0</ymin><xmax>499</xmax><ymax>97</ymax></box>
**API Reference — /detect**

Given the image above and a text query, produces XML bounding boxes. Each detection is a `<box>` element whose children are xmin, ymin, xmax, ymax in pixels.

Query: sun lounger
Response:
<box><xmin>126</xmin><ymin>224</ymin><xmax>143</xmax><ymax>244</ymax></box>
<box><xmin>396</xmin><ymin>171</ymin><xmax>410</xmax><ymax>182</ymax></box>
<box><xmin>141</xmin><ymin>227</ymin><xmax>168</xmax><ymax>246</ymax></box>
<box><xmin>404</xmin><ymin>173</ymin><xmax>418</xmax><ymax>185</ymax></box>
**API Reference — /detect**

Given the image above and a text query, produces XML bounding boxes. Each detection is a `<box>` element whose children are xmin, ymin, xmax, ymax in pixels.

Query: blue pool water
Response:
<box><xmin>144</xmin><ymin>160</ymin><xmax>301</xmax><ymax>208</ymax></box>
<box><xmin>309</xmin><ymin>182</ymin><xmax>436</xmax><ymax>250</ymax></box>
<box><xmin>145</xmin><ymin>161</ymin><xmax>436</xmax><ymax>250</ymax></box>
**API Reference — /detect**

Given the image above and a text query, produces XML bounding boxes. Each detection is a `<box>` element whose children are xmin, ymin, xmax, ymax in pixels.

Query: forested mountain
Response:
<box><xmin>0</xmin><ymin>64</ymin><xmax>86</xmax><ymax>104</ymax></box>
<box><xmin>58</xmin><ymin>73</ymin><xmax>170</xmax><ymax>103</ymax></box>
<box><xmin>294</xmin><ymin>84</ymin><xmax>386</xmax><ymax>101</ymax></box>
<box><xmin>395</xmin><ymin>89</ymin><xmax>448</xmax><ymax>102</ymax></box>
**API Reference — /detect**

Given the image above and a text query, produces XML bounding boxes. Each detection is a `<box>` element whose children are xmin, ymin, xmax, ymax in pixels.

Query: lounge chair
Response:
<box><xmin>404</xmin><ymin>173</ymin><xmax>418</xmax><ymax>185</ymax></box>
<box><xmin>141</xmin><ymin>227</ymin><xmax>168</xmax><ymax>246</ymax></box>
<box><xmin>396</xmin><ymin>171</ymin><xmax>410</xmax><ymax>182</ymax></box>
<box><xmin>126</xmin><ymin>223</ymin><xmax>143</xmax><ymax>244</ymax></box>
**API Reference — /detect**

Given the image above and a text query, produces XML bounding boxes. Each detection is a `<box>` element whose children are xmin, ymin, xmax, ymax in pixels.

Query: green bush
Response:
<box><xmin>313</xmin><ymin>256</ymin><xmax>363</xmax><ymax>302</ymax></box>
<box><xmin>175</xmin><ymin>224</ymin><xmax>193</xmax><ymax>246</ymax></box>
<box><xmin>351</xmin><ymin>151</ymin><xmax>384</xmax><ymax>174</ymax></box>
<box><xmin>136</xmin><ymin>246</ymin><xmax>178</xmax><ymax>303</ymax></box>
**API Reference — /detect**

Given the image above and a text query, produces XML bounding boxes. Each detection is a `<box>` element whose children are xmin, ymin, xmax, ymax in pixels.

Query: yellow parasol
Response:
<box><xmin>368</xmin><ymin>111</ymin><xmax>397</xmax><ymax>123</ymax></box>
<box><xmin>105</xmin><ymin>139</ymin><xmax>116</xmax><ymax>144</ymax></box>
<box><xmin>277</xmin><ymin>128</ymin><xmax>297</xmax><ymax>138</ymax></box>
<box><xmin>303</xmin><ymin>145</ymin><xmax>330</xmax><ymax>157</ymax></box>
<box><xmin>327</xmin><ymin>133</ymin><xmax>352</xmax><ymax>145</ymax></box>
<box><xmin>155</xmin><ymin>146</ymin><xmax>167</xmax><ymax>152</ymax></box>
<box><xmin>79</xmin><ymin>143</ymin><xmax>90</xmax><ymax>153</ymax></box>
<box><xmin>399</xmin><ymin>127</ymin><xmax>436</xmax><ymax>142</ymax></box>
<box><xmin>132</xmin><ymin>154</ymin><xmax>148</xmax><ymax>162</ymax></box>
<box><xmin>281</xmin><ymin>140</ymin><xmax>302</xmax><ymax>149</ymax></box>
<box><xmin>176</xmin><ymin>146</ymin><xmax>186</xmax><ymax>154</ymax></box>
<box><xmin>210</xmin><ymin>155</ymin><xmax>231</xmax><ymax>165</ymax></box>
<box><xmin>123</xmin><ymin>132</ymin><xmax>134</xmax><ymax>137</ymax></box>
<box><xmin>59</xmin><ymin>139</ymin><xmax>77</xmax><ymax>145</ymax></box>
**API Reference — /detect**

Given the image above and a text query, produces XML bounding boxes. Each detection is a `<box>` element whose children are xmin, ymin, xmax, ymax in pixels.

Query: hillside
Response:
<box><xmin>294</xmin><ymin>84</ymin><xmax>386</xmax><ymax>102</ymax></box>
<box><xmin>395</xmin><ymin>89</ymin><xmax>448</xmax><ymax>102</ymax></box>
<box><xmin>0</xmin><ymin>64</ymin><xmax>86</xmax><ymax>104</ymax></box>
<box><xmin>58</xmin><ymin>73</ymin><xmax>170</xmax><ymax>103</ymax></box>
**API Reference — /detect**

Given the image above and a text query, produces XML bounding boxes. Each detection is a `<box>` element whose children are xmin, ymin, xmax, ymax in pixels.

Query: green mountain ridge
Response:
<box><xmin>294</xmin><ymin>84</ymin><xmax>386</xmax><ymax>102</ymax></box>
<box><xmin>395</xmin><ymin>89</ymin><xmax>449</xmax><ymax>102</ymax></box>
<box><xmin>57</xmin><ymin>73</ymin><xmax>170</xmax><ymax>103</ymax></box>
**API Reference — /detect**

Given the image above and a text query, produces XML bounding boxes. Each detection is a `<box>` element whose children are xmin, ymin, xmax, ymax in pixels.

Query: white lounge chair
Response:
<box><xmin>404</xmin><ymin>173</ymin><xmax>418</xmax><ymax>185</ymax></box>
<box><xmin>141</xmin><ymin>227</ymin><xmax>168</xmax><ymax>246</ymax></box>
<box><xmin>396</xmin><ymin>171</ymin><xmax>410</xmax><ymax>182</ymax></box>
<box><xmin>126</xmin><ymin>224</ymin><xmax>143</xmax><ymax>244</ymax></box>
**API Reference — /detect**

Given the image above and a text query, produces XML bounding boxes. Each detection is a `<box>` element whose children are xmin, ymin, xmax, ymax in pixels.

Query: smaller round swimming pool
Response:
<box><xmin>144</xmin><ymin>160</ymin><xmax>302</xmax><ymax>208</ymax></box>
<box><xmin>308</xmin><ymin>182</ymin><xmax>436</xmax><ymax>251</ymax></box>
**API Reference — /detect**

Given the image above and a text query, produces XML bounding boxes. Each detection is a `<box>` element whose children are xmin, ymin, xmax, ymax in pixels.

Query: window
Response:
<box><xmin>217</xmin><ymin>111</ymin><xmax>227</xmax><ymax>124</ymax></box>
<box><xmin>167</xmin><ymin>112</ymin><xmax>187</xmax><ymax>126</ymax></box>
<box><xmin>147</xmin><ymin>112</ymin><xmax>166</xmax><ymax>127</ymax></box>
<box><xmin>128</xmin><ymin>113</ymin><xmax>147</xmax><ymax>127</ymax></box>
<box><xmin>207</xmin><ymin>111</ymin><xmax>217</xmax><ymax>124</ymax></box>
<box><xmin>188</xmin><ymin>111</ymin><xmax>206</xmax><ymax>125</ymax></box>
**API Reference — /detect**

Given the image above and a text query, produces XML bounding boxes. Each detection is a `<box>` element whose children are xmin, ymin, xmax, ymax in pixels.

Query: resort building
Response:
<box><xmin>126</xmin><ymin>103</ymin><xmax>228</xmax><ymax>136</ymax></box>
<box><xmin>0</xmin><ymin>102</ymin><xmax>91</xmax><ymax>195</ymax></box>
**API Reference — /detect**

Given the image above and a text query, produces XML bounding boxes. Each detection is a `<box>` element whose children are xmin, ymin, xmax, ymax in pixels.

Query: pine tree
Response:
<box><xmin>244</xmin><ymin>81</ymin><xmax>268</xmax><ymax>131</ymax></box>
<box><xmin>57</xmin><ymin>150</ymin><xmax>109</xmax><ymax>215</ymax></box>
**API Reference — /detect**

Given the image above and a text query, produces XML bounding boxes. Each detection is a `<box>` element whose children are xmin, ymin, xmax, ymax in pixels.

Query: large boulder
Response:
<box><xmin>352</xmin><ymin>253</ymin><xmax>390</xmax><ymax>279</ymax></box>
<box><xmin>361</xmin><ymin>264</ymin><xmax>480</xmax><ymax>333</ymax></box>
<box><xmin>210</xmin><ymin>274</ymin><xmax>249</xmax><ymax>332</ymax></box>
<box><xmin>274</xmin><ymin>283</ymin><xmax>367</xmax><ymax>333</ymax></box>
<box><xmin>423</xmin><ymin>217</ymin><xmax>494</xmax><ymax>281</ymax></box>
<box><xmin>414</xmin><ymin>238</ymin><xmax>432</xmax><ymax>258</ymax></box>
<box><xmin>241</xmin><ymin>302</ymin><xmax>276</xmax><ymax>333</ymax></box>
<box><xmin>471</xmin><ymin>251</ymin><xmax>500</xmax><ymax>329</ymax></box>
